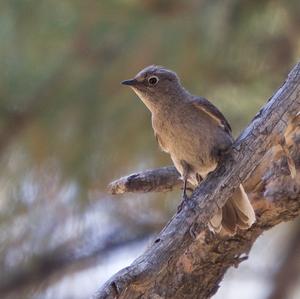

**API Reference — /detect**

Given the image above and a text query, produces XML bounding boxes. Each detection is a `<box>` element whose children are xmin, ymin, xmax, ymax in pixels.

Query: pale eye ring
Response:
<box><xmin>148</xmin><ymin>76</ymin><xmax>159</xmax><ymax>86</ymax></box>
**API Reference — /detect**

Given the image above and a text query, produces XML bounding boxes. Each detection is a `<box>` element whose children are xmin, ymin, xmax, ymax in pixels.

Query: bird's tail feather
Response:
<box><xmin>208</xmin><ymin>184</ymin><xmax>255</xmax><ymax>235</ymax></box>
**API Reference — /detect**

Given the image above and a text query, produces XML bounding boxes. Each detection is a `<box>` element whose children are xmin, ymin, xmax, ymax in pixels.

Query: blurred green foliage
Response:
<box><xmin>1</xmin><ymin>0</ymin><xmax>299</xmax><ymax>187</ymax></box>
<box><xmin>1</xmin><ymin>0</ymin><xmax>299</xmax><ymax>189</ymax></box>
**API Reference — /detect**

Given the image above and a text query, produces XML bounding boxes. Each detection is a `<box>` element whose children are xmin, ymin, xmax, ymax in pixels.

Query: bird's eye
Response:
<box><xmin>148</xmin><ymin>76</ymin><xmax>159</xmax><ymax>86</ymax></box>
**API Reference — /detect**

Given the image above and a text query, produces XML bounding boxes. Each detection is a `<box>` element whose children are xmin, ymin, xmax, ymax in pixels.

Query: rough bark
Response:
<box><xmin>108</xmin><ymin>166</ymin><xmax>181</xmax><ymax>194</ymax></box>
<box><xmin>94</xmin><ymin>62</ymin><xmax>300</xmax><ymax>299</ymax></box>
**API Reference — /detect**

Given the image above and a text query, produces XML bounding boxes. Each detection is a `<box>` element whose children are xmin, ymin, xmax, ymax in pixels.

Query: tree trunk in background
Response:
<box><xmin>267</xmin><ymin>220</ymin><xmax>300</xmax><ymax>299</ymax></box>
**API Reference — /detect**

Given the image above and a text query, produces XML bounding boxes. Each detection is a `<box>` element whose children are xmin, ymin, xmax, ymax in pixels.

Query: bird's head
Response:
<box><xmin>121</xmin><ymin>65</ymin><xmax>185</xmax><ymax>111</ymax></box>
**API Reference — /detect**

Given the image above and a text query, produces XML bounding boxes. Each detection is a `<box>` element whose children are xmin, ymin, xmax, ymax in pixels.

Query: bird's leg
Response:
<box><xmin>177</xmin><ymin>171</ymin><xmax>203</xmax><ymax>213</ymax></box>
<box><xmin>177</xmin><ymin>160</ymin><xmax>191</xmax><ymax>212</ymax></box>
<box><xmin>182</xmin><ymin>176</ymin><xmax>188</xmax><ymax>200</ymax></box>
<box><xmin>177</xmin><ymin>175</ymin><xmax>189</xmax><ymax>213</ymax></box>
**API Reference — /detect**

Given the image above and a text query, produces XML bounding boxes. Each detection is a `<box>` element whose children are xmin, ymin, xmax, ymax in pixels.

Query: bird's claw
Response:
<box><xmin>177</xmin><ymin>193</ymin><xmax>190</xmax><ymax>213</ymax></box>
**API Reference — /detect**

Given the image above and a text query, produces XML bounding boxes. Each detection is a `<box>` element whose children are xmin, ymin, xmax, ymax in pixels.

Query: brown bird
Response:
<box><xmin>121</xmin><ymin>65</ymin><xmax>255</xmax><ymax>235</ymax></box>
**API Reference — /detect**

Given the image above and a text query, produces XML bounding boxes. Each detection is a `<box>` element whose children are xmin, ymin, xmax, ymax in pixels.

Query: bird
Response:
<box><xmin>121</xmin><ymin>65</ymin><xmax>255</xmax><ymax>235</ymax></box>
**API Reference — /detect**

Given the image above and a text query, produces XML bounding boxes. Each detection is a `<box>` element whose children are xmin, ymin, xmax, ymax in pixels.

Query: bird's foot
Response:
<box><xmin>177</xmin><ymin>193</ymin><xmax>190</xmax><ymax>213</ymax></box>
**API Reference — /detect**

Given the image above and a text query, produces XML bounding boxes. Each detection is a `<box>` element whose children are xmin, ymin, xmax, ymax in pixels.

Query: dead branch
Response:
<box><xmin>108</xmin><ymin>166</ymin><xmax>181</xmax><ymax>194</ymax></box>
<box><xmin>94</xmin><ymin>62</ymin><xmax>300</xmax><ymax>299</ymax></box>
<box><xmin>1</xmin><ymin>227</ymin><xmax>151</xmax><ymax>299</ymax></box>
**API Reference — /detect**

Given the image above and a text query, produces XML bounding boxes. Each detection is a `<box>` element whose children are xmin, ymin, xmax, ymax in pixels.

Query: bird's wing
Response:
<box><xmin>191</xmin><ymin>96</ymin><xmax>232</xmax><ymax>134</ymax></box>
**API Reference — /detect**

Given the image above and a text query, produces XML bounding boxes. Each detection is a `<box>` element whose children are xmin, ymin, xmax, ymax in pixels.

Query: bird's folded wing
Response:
<box><xmin>191</xmin><ymin>96</ymin><xmax>232</xmax><ymax>134</ymax></box>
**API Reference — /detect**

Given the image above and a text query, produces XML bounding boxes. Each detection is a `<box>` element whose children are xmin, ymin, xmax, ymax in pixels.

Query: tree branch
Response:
<box><xmin>1</xmin><ymin>231</ymin><xmax>149</xmax><ymax>299</ymax></box>
<box><xmin>108</xmin><ymin>166</ymin><xmax>181</xmax><ymax>194</ymax></box>
<box><xmin>95</xmin><ymin>62</ymin><xmax>300</xmax><ymax>299</ymax></box>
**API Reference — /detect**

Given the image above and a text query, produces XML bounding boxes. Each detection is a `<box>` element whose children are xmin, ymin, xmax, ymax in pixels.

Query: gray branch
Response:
<box><xmin>108</xmin><ymin>166</ymin><xmax>181</xmax><ymax>194</ymax></box>
<box><xmin>95</xmin><ymin>62</ymin><xmax>300</xmax><ymax>299</ymax></box>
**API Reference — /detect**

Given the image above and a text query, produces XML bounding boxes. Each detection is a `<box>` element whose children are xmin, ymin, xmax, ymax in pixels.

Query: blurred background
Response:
<box><xmin>0</xmin><ymin>1</ymin><xmax>300</xmax><ymax>298</ymax></box>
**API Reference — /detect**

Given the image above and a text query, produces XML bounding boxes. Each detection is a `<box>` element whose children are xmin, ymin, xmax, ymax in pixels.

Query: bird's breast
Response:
<box><xmin>152</xmin><ymin>111</ymin><xmax>217</xmax><ymax>171</ymax></box>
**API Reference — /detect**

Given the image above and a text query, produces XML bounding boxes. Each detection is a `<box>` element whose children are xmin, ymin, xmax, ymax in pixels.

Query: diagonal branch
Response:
<box><xmin>94</xmin><ymin>62</ymin><xmax>300</xmax><ymax>299</ymax></box>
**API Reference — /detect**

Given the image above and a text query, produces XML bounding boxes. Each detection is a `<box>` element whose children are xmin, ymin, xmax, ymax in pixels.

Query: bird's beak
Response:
<box><xmin>121</xmin><ymin>78</ymin><xmax>138</xmax><ymax>86</ymax></box>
